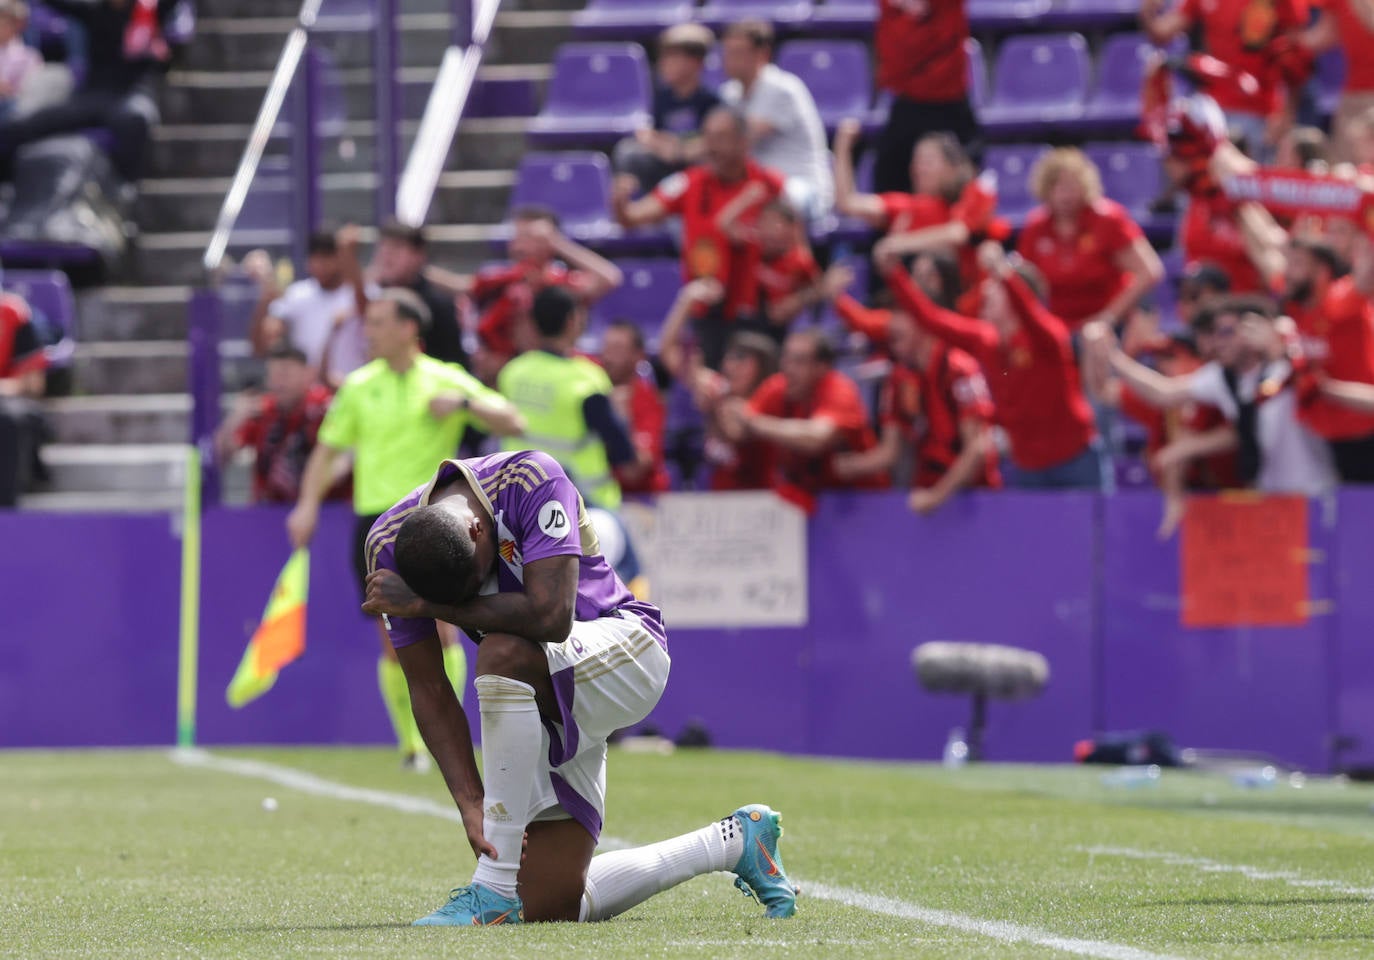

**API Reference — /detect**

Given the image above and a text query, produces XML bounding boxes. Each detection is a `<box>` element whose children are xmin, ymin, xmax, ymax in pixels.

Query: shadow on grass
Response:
<box><xmin>225</xmin><ymin>923</ymin><xmax>410</xmax><ymax>933</ymax></box>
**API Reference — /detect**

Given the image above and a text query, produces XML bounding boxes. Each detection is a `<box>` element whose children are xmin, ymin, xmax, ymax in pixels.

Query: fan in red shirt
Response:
<box><xmin>833</xmin><ymin>305</ymin><xmax>1000</xmax><ymax>513</ymax></box>
<box><xmin>0</xmin><ymin>289</ymin><xmax>47</xmax><ymax>507</ymax></box>
<box><xmin>872</xmin><ymin>0</ymin><xmax>977</xmax><ymax>195</ymax></box>
<box><xmin>614</xmin><ymin>106</ymin><xmax>785</xmax><ymax>369</ymax></box>
<box><xmin>835</xmin><ymin>118</ymin><xmax>1005</xmax><ymax>294</ymax></box>
<box><xmin>598</xmin><ymin>320</ymin><xmax>672</xmax><ymax>495</ymax></box>
<box><xmin>1280</xmin><ymin>236</ymin><xmax>1374</xmax><ymax>480</ymax></box>
<box><xmin>1144</xmin><ymin>0</ymin><xmax>1309</xmax><ymax>159</ymax></box>
<box><xmin>719</xmin><ymin>328</ymin><xmax>887</xmax><ymax>510</ymax></box>
<box><xmin>879</xmin><ymin>242</ymin><xmax>1107</xmax><ymax>489</ymax></box>
<box><xmin>469</xmin><ymin>206</ymin><xmax>624</xmax><ymax>363</ymax></box>
<box><xmin>753</xmin><ymin>200</ymin><xmax>823</xmax><ymax>332</ymax></box>
<box><xmin>215</xmin><ymin>346</ymin><xmax>350</xmax><ymax>504</ymax></box>
<box><xmin>1014</xmin><ymin>148</ymin><xmax>1163</xmax><ymax>331</ymax></box>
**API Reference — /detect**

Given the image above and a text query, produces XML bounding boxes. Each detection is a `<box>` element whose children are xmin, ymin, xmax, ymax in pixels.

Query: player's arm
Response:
<box><xmin>430</xmin><ymin>368</ymin><xmax>527</xmax><ymax>437</ymax></box>
<box><xmin>583</xmin><ymin>393</ymin><xmax>638</xmax><ymax>466</ymax></box>
<box><xmin>368</xmin><ymin>555</ymin><xmax>579</xmax><ymax>646</ymax></box>
<box><xmin>395</xmin><ymin>633</ymin><xmax>494</xmax><ymax>860</ymax></box>
<box><xmin>285</xmin><ymin>442</ymin><xmax>346</xmax><ymax>547</ymax></box>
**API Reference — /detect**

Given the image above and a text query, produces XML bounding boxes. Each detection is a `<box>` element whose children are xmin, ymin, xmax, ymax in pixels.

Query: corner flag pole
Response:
<box><xmin>177</xmin><ymin>444</ymin><xmax>203</xmax><ymax>748</ymax></box>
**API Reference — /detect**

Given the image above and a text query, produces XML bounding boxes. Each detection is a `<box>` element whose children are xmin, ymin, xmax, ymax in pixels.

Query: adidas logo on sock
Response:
<box><xmin>486</xmin><ymin>802</ymin><xmax>512</xmax><ymax>823</ymax></box>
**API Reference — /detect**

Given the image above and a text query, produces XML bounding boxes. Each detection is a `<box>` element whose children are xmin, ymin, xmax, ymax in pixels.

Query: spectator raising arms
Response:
<box><xmin>753</xmin><ymin>200</ymin><xmax>824</xmax><ymax>332</ymax></box>
<box><xmin>614</xmin><ymin>106</ymin><xmax>784</xmax><ymax>369</ymax></box>
<box><xmin>613</xmin><ymin>24</ymin><xmax>720</xmax><ymax>191</ymax></box>
<box><xmin>599</xmin><ymin>320</ymin><xmax>672</xmax><ymax>496</ymax></box>
<box><xmin>833</xmin><ymin>307</ymin><xmax>1001</xmax><ymax>514</ymax></box>
<box><xmin>0</xmin><ymin>285</ymin><xmax>45</xmax><ymax>507</ymax></box>
<box><xmin>370</xmin><ymin>219</ymin><xmax>467</xmax><ymax>370</ymax></box>
<box><xmin>718</xmin><ymin>19</ymin><xmax>834</xmax><ymax>218</ymax></box>
<box><xmin>872</xmin><ymin>0</ymin><xmax>978</xmax><ymax>195</ymax></box>
<box><xmin>1300</xmin><ymin>0</ymin><xmax>1374</xmax><ymax>163</ymax></box>
<box><xmin>659</xmin><ymin>276</ymin><xmax>778</xmax><ymax>490</ymax></box>
<box><xmin>719</xmin><ymin>329</ymin><xmax>887</xmax><ymax>509</ymax></box>
<box><xmin>879</xmin><ymin>242</ymin><xmax>1109</xmax><ymax>490</ymax></box>
<box><xmin>248</xmin><ymin>227</ymin><xmax>372</xmax><ymax>388</ymax></box>
<box><xmin>1014</xmin><ymin>148</ymin><xmax>1163</xmax><ymax>331</ymax></box>
<box><xmin>1089</xmin><ymin>297</ymin><xmax>1337</xmax><ymax>497</ymax></box>
<box><xmin>470</xmin><ymin>206</ymin><xmax>624</xmax><ymax>366</ymax></box>
<box><xmin>215</xmin><ymin>346</ymin><xmax>348</xmax><ymax>505</ymax></box>
<box><xmin>0</xmin><ymin>0</ymin><xmax>180</xmax><ymax>182</ymax></box>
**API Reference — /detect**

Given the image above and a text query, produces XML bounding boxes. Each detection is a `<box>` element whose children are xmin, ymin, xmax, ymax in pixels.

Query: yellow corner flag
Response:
<box><xmin>226</xmin><ymin>549</ymin><xmax>310</xmax><ymax>708</ymax></box>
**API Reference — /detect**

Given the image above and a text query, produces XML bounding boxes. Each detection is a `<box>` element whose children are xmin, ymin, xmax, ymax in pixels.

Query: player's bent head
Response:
<box><xmin>394</xmin><ymin>504</ymin><xmax>485</xmax><ymax>607</ymax></box>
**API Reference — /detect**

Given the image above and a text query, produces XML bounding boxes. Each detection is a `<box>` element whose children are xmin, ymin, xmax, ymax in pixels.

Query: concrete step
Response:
<box><xmin>19</xmin><ymin>488</ymin><xmax>186</xmax><ymax>512</ymax></box>
<box><xmin>134</xmin><ymin>222</ymin><xmax>496</xmax><ymax>287</ymax></box>
<box><xmin>160</xmin><ymin>63</ymin><xmax>547</xmax><ymax>128</ymax></box>
<box><xmin>183</xmin><ymin>11</ymin><xmax>571</xmax><ymax>73</ymax></box>
<box><xmin>137</xmin><ymin>169</ymin><xmax>513</xmax><ymax>235</ymax></box>
<box><xmin>70</xmin><ymin>339</ymin><xmax>261</xmax><ymax>395</ymax></box>
<box><xmin>40</xmin><ymin>443</ymin><xmax>188</xmax><ymax>493</ymax></box>
<box><xmin>79</xmin><ymin>287</ymin><xmax>193</xmax><ymax>342</ymax></box>
<box><xmin>147</xmin><ymin>116</ymin><xmax>531</xmax><ymax>180</ymax></box>
<box><xmin>45</xmin><ymin>394</ymin><xmax>191</xmax><ymax>445</ymax></box>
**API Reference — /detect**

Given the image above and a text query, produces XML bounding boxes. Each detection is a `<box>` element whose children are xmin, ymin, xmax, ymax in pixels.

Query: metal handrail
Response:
<box><xmin>200</xmin><ymin>0</ymin><xmax>327</xmax><ymax>275</ymax></box>
<box><xmin>395</xmin><ymin>0</ymin><xmax>500</xmax><ymax>227</ymax></box>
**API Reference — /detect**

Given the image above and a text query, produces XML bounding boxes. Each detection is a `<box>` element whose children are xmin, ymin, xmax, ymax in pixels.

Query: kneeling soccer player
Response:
<box><xmin>362</xmin><ymin>449</ymin><xmax>798</xmax><ymax>924</ymax></box>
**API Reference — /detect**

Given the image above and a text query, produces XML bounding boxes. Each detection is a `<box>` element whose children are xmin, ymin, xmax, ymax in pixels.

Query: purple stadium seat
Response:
<box><xmin>3</xmin><ymin>269</ymin><xmax>76</xmax><ymax>369</ymax></box>
<box><xmin>696</xmin><ymin>0</ymin><xmax>815</xmax><ymax>28</ymax></box>
<box><xmin>527</xmin><ymin>44</ymin><xmax>652</xmax><ymax>147</ymax></box>
<box><xmin>1314</xmin><ymin>49</ymin><xmax>1346</xmax><ymax>117</ymax></box>
<box><xmin>982</xmin><ymin>144</ymin><xmax>1050</xmax><ymax>226</ymax></box>
<box><xmin>1085</xmin><ymin>141</ymin><xmax>1172</xmax><ymax>239</ymax></box>
<box><xmin>810</xmin><ymin>0</ymin><xmax>876</xmax><ymax>31</ymax></box>
<box><xmin>509</xmin><ymin>153</ymin><xmax>617</xmax><ymax>241</ymax></box>
<box><xmin>776</xmin><ymin>41</ymin><xmax>871</xmax><ymax>130</ymax></box>
<box><xmin>573</xmin><ymin>0</ymin><xmax>695</xmax><ymax>38</ymax></box>
<box><xmin>1084</xmin><ymin>33</ymin><xmax>1152</xmax><ymax>130</ymax></box>
<box><xmin>1043</xmin><ymin>0</ymin><xmax>1137</xmax><ymax>28</ymax></box>
<box><xmin>585</xmin><ymin>258</ymin><xmax>683</xmax><ymax>349</ymax></box>
<box><xmin>967</xmin><ymin>0</ymin><xmax>1050</xmax><ymax>31</ymax></box>
<box><xmin>980</xmin><ymin>34</ymin><xmax>1090</xmax><ymax>136</ymax></box>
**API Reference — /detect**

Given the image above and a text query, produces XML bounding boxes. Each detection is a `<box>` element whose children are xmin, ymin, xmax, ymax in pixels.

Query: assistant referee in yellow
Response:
<box><xmin>286</xmin><ymin>287</ymin><xmax>525</xmax><ymax>770</ymax></box>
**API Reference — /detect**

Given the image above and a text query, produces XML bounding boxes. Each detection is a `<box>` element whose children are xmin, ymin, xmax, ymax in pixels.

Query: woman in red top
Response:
<box><xmin>878</xmin><ymin>242</ymin><xmax>1108</xmax><ymax>490</ymax></box>
<box><xmin>1015</xmin><ymin>148</ymin><xmax>1163</xmax><ymax>331</ymax></box>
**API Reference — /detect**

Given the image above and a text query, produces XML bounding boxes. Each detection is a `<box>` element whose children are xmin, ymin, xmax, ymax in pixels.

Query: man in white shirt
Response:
<box><xmin>1088</xmin><ymin>297</ymin><xmax>1337</xmax><ymax>498</ymax></box>
<box><xmin>718</xmin><ymin>20</ymin><xmax>834</xmax><ymax>220</ymax></box>
<box><xmin>247</xmin><ymin>227</ymin><xmax>373</xmax><ymax>387</ymax></box>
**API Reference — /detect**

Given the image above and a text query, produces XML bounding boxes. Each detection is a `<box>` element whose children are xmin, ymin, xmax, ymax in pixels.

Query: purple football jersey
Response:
<box><xmin>367</xmin><ymin>450</ymin><xmax>665</xmax><ymax>649</ymax></box>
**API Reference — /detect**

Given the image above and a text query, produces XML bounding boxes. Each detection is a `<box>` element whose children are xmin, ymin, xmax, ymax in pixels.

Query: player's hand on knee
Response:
<box><xmin>362</xmin><ymin>570</ymin><xmax>429</xmax><ymax>619</ymax></box>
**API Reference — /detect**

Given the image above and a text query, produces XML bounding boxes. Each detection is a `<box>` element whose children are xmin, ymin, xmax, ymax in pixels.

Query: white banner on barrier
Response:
<box><xmin>622</xmin><ymin>492</ymin><xmax>808</xmax><ymax>628</ymax></box>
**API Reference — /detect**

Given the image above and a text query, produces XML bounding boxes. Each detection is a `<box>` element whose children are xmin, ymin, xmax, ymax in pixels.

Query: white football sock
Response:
<box><xmin>469</xmin><ymin>674</ymin><xmax>540</xmax><ymax>899</ymax></box>
<box><xmin>578</xmin><ymin>816</ymin><xmax>744</xmax><ymax>922</ymax></box>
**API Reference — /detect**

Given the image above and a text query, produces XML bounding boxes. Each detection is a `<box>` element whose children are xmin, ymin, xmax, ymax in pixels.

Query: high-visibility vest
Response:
<box><xmin>498</xmin><ymin>349</ymin><xmax>623</xmax><ymax>509</ymax></box>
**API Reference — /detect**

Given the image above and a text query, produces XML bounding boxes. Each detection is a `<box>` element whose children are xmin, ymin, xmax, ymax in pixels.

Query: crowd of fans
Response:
<box><xmin>207</xmin><ymin>0</ymin><xmax>1374</xmax><ymax>536</ymax></box>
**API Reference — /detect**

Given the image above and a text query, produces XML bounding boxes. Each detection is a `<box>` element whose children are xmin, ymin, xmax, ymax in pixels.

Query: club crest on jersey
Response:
<box><xmin>498</xmin><ymin>539</ymin><xmax>521</xmax><ymax>565</ymax></box>
<box><xmin>537</xmin><ymin>500</ymin><xmax>573</xmax><ymax>539</ymax></box>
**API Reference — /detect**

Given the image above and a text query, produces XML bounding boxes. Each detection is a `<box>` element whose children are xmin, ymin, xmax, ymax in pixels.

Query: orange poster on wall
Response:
<box><xmin>1179</xmin><ymin>495</ymin><xmax>1310</xmax><ymax>628</ymax></box>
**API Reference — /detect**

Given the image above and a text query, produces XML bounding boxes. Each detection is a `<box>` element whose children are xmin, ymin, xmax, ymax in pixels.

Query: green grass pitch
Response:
<box><xmin>6</xmin><ymin>747</ymin><xmax>1374</xmax><ymax>958</ymax></box>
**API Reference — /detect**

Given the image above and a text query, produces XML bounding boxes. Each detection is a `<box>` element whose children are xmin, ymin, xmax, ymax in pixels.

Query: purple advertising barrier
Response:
<box><xmin>0</xmin><ymin>513</ymin><xmax>181</xmax><ymax>747</ymax></box>
<box><xmin>804</xmin><ymin>491</ymin><xmax>1098</xmax><ymax>763</ymax></box>
<box><xmin>1100</xmin><ymin>491</ymin><xmax>1337</xmax><ymax>771</ymax></box>
<box><xmin>1334</xmin><ymin>488</ymin><xmax>1374</xmax><ymax>769</ymax></box>
<box><xmin>195</xmin><ymin>504</ymin><xmax>479</xmax><ymax>746</ymax></box>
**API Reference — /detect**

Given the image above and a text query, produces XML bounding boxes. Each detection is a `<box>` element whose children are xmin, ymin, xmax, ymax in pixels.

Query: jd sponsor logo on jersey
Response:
<box><xmin>537</xmin><ymin>500</ymin><xmax>572</xmax><ymax>539</ymax></box>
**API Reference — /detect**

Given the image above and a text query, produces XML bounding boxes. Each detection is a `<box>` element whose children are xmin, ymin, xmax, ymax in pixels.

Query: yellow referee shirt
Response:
<box><xmin>318</xmin><ymin>355</ymin><xmax>502</xmax><ymax>515</ymax></box>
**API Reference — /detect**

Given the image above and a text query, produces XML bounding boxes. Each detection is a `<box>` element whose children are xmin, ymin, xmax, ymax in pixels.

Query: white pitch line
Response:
<box><xmin>170</xmin><ymin>749</ymin><xmax>1190</xmax><ymax>960</ymax></box>
<box><xmin>1080</xmin><ymin>846</ymin><xmax>1374</xmax><ymax>899</ymax></box>
<box><xmin>805</xmin><ymin>883</ymin><xmax>1190</xmax><ymax>960</ymax></box>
